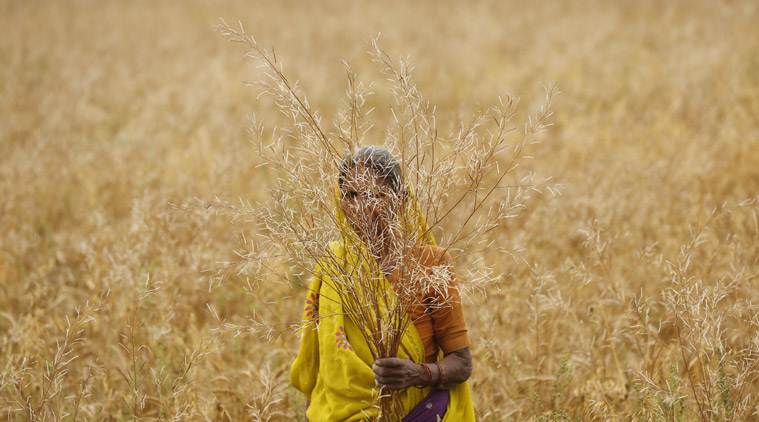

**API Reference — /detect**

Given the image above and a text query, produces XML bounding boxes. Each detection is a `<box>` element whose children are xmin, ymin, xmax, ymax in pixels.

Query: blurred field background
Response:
<box><xmin>2</xmin><ymin>0</ymin><xmax>759</xmax><ymax>420</ymax></box>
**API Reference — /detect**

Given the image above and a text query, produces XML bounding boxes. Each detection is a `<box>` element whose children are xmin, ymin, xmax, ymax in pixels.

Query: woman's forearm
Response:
<box><xmin>418</xmin><ymin>347</ymin><xmax>472</xmax><ymax>389</ymax></box>
<box><xmin>437</xmin><ymin>347</ymin><xmax>472</xmax><ymax>388</ymax></box>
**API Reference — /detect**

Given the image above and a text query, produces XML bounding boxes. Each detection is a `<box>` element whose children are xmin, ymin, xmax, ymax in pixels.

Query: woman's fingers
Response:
<box><xmin>374</xmin><ymin>374</ymin><xmax>407</xmax><ymax>389</ymax></box>
<box><xmin>374</xmin><ymin>357</ymin><xmax>404</xmax><ymax>368</ymax></box>
<box><xmin>380</xmin><ymin>382</ymin><xmax>406</xmax><ymax>390</ymax></box>
<box><xmin>376</xmin><ymin>378</ymin><xmax>405</xmax><ymax>387</ymax></box>
<box><xmin>374</xmin><ymin>372</ymin><xmax>406</xmax><ymax>384</ymax></box>
<box><xmin>372</xmin><ymin>358</ymin><xmax>418</xmax><ymax>389</ymax></box>
<box><xmin>373</xmin><ymin>363</ymin><xmax>411</xmax><ymax>378</ymax></box>
<box><xmin>374</xmin><ymin>370</ymin><xmax>406</xmax><ymax>381</ymax></box>
<box><xmin>373</xmin><ymin>359</ymin><xmax>415</xmax><ymax>389</ymax></box>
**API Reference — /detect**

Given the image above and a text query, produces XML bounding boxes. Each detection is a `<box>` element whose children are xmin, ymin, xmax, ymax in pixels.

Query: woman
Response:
<box><xmin>290</xmin><ymin>146</ymin><xmax>475</xmax><ymax>421</ymax></box>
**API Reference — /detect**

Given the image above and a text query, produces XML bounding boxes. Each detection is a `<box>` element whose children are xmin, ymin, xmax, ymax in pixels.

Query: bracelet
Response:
<box><xmin>435</xmin><ymin>361</ymin><xmax>447</xmax><ymax>387</ymax></box>
<box><xmin>414</xmin><ymin>363</ymin><xmax>432</xmax><ymax>388</ymax></box>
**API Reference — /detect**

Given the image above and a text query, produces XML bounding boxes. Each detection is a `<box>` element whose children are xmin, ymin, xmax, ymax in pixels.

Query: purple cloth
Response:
<box><xmin>402</xmin><ymin>389</ymin><xmax>449</xmax><ymax>422</ymax></box>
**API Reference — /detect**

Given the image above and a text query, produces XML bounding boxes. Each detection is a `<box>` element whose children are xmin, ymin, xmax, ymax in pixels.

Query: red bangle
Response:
<box><xmin>415</xmin><ymin>363</ymin><xmax>432</xmax><ymax>388</ymax></box>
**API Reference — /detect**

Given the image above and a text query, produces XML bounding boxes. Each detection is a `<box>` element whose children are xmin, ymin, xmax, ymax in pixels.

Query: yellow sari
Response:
<box><xmin>289</xmin><ymin>188</ymin><xmax>476</xmax><ymax>421</ymax></box>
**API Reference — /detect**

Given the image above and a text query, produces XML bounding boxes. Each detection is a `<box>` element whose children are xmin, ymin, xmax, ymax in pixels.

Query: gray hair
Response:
<box><xmin>338</xmin><ymin>145</ymin><xmax>403</xmax><ymax>193</ymax></box>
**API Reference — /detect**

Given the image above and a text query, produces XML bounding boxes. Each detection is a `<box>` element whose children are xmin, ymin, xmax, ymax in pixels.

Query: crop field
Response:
<box><xmin>2</xmin><ymin>0</ymin><xmax>759</xmax><ymax>420</ymax></box>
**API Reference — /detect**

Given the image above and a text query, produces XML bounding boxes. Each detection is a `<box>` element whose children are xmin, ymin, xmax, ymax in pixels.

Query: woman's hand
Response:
<box><xmin>372</xmin><ymin>358</ymin><xmax>425</xmax><ymax>390</ymax></box>
<box><xmin>373</xmin><ymin>348</ymin><xmax>473</xmax><ymax>391</ymax></box>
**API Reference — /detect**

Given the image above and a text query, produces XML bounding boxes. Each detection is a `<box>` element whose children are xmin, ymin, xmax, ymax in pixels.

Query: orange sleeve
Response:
<box><xmin>427</xmin><ymin>249</ymin><xmax>471</xmax><ymax>354</ymax></box>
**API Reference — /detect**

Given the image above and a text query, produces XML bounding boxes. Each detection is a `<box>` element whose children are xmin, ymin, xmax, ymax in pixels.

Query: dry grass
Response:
<box><xmin>2</xmin><ymin>0</ymin><xmax>759</xmax><ymax>420</ymax></box>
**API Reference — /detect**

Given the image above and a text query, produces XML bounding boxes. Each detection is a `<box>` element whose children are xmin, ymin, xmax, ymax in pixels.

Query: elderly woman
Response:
<box><xmin>290</xmin><ymin>146</ymin><xmax>475</xmax><ymax>421</ymax></box>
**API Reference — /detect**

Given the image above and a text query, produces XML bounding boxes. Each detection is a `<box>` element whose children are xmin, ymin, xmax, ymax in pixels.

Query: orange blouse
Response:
<box><xmin>388</xmin><ymin>245</ymin><xmax>471</xmax><ymax>362</ymax></box>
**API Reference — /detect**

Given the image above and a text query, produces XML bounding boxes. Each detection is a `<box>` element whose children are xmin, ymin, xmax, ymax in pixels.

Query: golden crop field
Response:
<box><xmin>2</xmin><ymin>0</ymin><xmax>759</xmax><ymax>420</ymax></box>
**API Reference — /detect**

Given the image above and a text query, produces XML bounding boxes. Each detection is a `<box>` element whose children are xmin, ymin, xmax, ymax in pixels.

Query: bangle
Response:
<box><xmin>435</xmin><ymin>362</ymin><xmax>447</xmax><ymax>387</ymax></box>
<box><xmin>414</xmin><ymin>363</ymin><xmax>432</xmax><ymax>388</ymax></box>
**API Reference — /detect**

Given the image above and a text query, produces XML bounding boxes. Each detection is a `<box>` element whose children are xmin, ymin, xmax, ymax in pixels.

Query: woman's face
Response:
<box><xmin>339</xmin><ymin>165</ymin><xmax>404</xmax><ymax>244</ymax></box>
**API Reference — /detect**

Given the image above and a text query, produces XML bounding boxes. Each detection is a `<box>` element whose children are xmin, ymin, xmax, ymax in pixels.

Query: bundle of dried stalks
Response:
<box><xmin>216</xmin><ymin>20</ymin><xmax>555</xmax><ymax>420</ymax></box>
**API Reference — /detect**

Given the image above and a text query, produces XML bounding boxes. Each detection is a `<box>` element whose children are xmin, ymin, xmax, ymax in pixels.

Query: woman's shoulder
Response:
<box><xmin>412</xmin><ymin>244</ymin><xmax>462</xmax><ymax>301</ymax></box>
<box><xmin>412</xmin><ymin>244</ymin><xmax>452</xmax><ymax>268</ymax></box>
